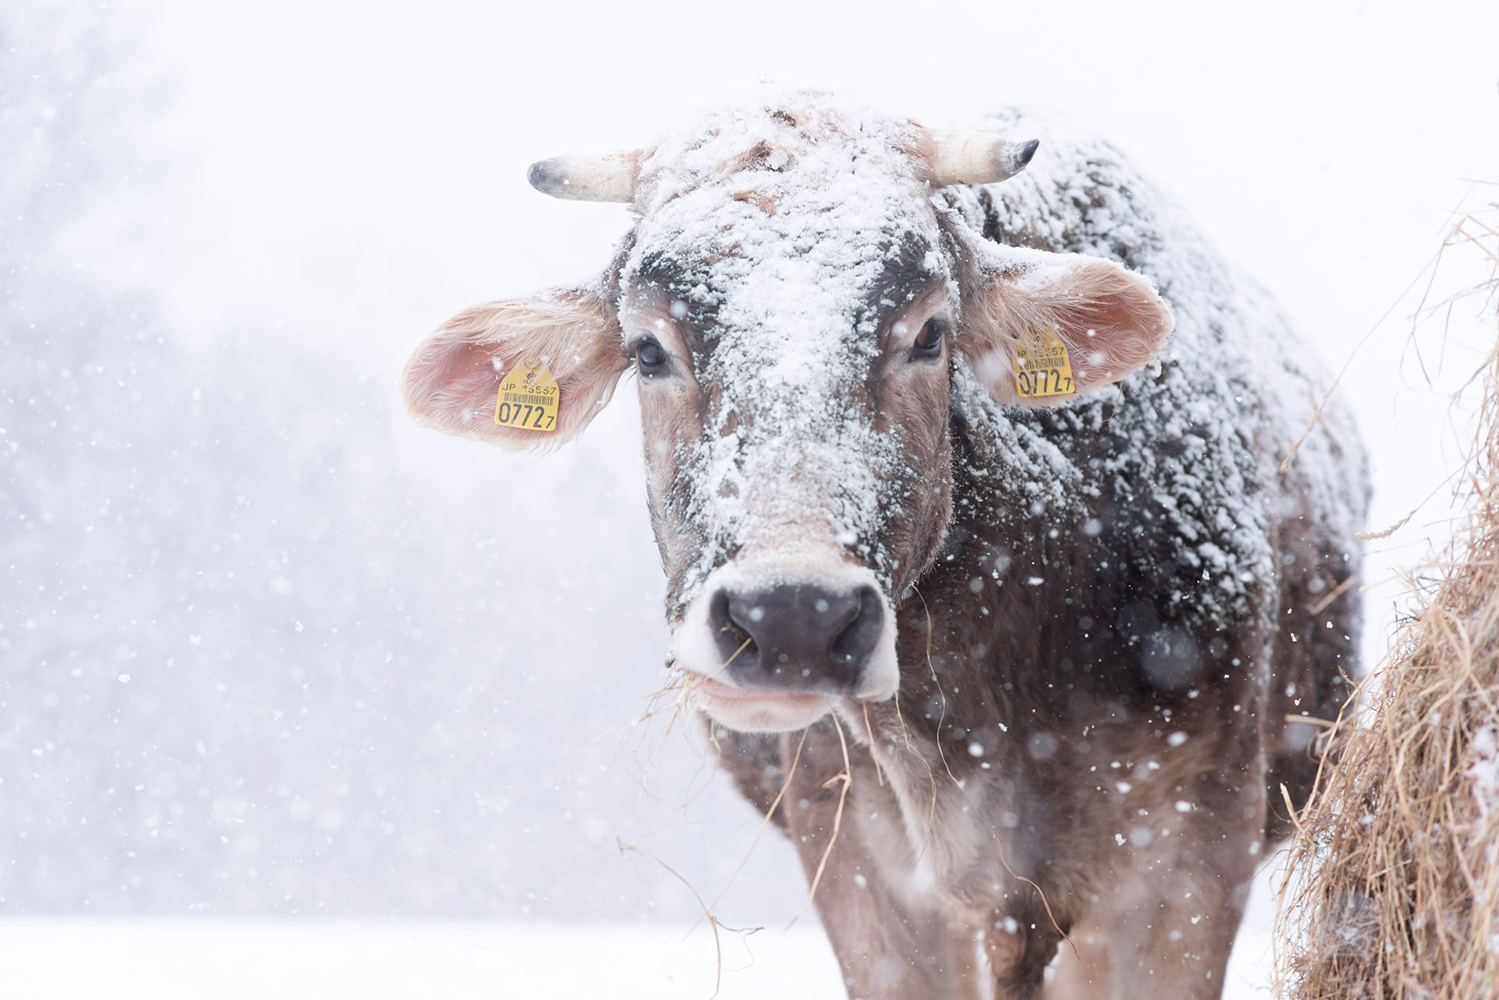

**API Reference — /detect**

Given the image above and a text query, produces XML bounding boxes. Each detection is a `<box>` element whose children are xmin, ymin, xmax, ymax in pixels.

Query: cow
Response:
<box><xmin>401</xmin><ymin>94</ymin><xmax>1367</xmax><ymax>1000</ymax></box>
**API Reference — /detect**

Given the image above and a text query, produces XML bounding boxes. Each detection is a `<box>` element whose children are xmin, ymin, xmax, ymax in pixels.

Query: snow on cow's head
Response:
<box><xmin>402</xmin><ymin>94</ymin><xmax>1172</xmax><ymax>733</ymax></box>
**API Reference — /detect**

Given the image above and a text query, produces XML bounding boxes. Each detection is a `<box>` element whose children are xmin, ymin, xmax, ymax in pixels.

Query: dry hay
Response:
<box><xmin>1276</xmin><ymin>241</ymin><xmax>1499</xmax><ymax>997</ymax></box>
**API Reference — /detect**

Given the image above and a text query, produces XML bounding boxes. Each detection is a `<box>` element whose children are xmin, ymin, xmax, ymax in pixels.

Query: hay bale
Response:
<box><xmin>1276</xmin><ymin>313</ymin><xmax>1499</xmax><ymax>992</ymax></box>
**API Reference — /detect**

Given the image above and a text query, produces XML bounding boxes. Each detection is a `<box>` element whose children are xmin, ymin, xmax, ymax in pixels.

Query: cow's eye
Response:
<box><xmin>634</xmin><ymin>336</ymin><xmax>668</xmax><ymax>377</ymax></box>
<box><xmin>910</xmin><ymin>317</ymin><xmax>947</xmax><ymax>359</ymax></box>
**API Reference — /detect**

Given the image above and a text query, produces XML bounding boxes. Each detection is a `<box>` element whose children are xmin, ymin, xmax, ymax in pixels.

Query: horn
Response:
<box><xmin>526</xmin><ymin>151</ymin><xmax>640</xmax><ymax>203</ymax></box>
<box><xmin>922</xmin><ymin>129</ymin><xmax>1040</xmax><ymax>187</ymax></box>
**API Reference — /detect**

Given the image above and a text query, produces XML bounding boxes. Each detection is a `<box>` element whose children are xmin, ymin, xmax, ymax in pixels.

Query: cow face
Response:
<box><xmin>402</xmin><ymin>97</ymin><xmax>1172</xmax><ymax>733</ymax></box>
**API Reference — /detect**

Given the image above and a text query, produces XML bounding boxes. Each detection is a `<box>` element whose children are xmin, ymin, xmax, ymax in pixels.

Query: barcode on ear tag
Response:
<box><xmin>494</xmin><ymin>360</ymin><xmax>559</xmax><ymax>432</ymax></box>
<box><xmin>1013</xmin><ymin>328</ymin><xmax>1076</xmax><ymax>398</ymax></box>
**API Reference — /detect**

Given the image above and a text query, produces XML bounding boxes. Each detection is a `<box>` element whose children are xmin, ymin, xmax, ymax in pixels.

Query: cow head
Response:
<box><xmin>403</xmin><ymin>96</ymin><xmax>1171</xmax><ymax>733</ymax></box>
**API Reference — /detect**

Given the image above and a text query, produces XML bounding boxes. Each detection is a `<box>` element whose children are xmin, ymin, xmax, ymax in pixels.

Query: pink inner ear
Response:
<box><xmin>432</xmin><ymin>343</ymin><xmax>500</xmax><ymax>396</ymax></box>
<box><xmin>1049</xmin><ymin>274</ymin><xmax>1171</xmax><ymax>392</ymax></box>
<box><xmin>403</xmin><ymin>334</ymin><xmax>505</xmax><ymax>437</ymax></box>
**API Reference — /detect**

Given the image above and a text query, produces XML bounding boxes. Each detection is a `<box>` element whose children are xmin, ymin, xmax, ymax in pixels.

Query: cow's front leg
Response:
<box><xmin>1124</xmin><ymin>815</ymin><xmax>1259</xmax><ymax>998</ymax></box>
<box><xmin>781</xmin><ymin>722</ymin><xmax>965</xmax><ymax>1000</ymax></box>
<box><xmin>1045</xmin><ymin>867</ymin><xmax>1253</xmax><ymax>999</ymax></box>
<box><xmin>985</xmin><ymin>898</ymin><xmax>1065</xmax><ymax>1000</ymax></box>
<box><xmin>1043</xmin><ymin>779</ymin><xmax>1263</xmax><ymax>999</ymax></box>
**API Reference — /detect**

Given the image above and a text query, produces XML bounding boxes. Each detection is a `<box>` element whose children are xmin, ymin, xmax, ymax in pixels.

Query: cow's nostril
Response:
<box><xmin>832</xmin><ymin>586</ymin><xmax>883</xmax><ymax>666</ymax></box>
<box><xmin>709</xmin><ymin>588</ymin><xmax>757</xmax><ymax>664</ymax></box>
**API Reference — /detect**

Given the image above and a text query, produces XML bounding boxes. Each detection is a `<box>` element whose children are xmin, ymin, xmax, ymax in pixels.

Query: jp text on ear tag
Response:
<box><xmin>494</xmin><ymin>360</ymin><xmax>559</xmax><ymax>432</ymax></box>
<box><xmin>1013</xmin><ymin>328</ymin><xmax>1076</xmax><ymax>398</ymax></box>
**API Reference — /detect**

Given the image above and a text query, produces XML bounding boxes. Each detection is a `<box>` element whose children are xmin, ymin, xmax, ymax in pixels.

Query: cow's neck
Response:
<box><xmin>849</xmin><ymin>397</ymin><xmax>1097</xmax><ymax>890</ymax></box>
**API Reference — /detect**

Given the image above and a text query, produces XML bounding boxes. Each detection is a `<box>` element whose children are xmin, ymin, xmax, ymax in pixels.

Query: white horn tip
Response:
<box><xmin>927</xmin><ymin>131</ymin><xmax>1041</xmax><ymax>187</ymax></box>
<box><xmin>526</xmin><ymin>153</ymin><xmax>637</xmax><ymax>203</ymax></box>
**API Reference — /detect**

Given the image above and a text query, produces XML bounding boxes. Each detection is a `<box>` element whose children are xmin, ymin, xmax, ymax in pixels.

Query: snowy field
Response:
<box><xmin>0</xmin><ymin>876</ymin><xmax>1276</xmax><ymax>999</ymax></box>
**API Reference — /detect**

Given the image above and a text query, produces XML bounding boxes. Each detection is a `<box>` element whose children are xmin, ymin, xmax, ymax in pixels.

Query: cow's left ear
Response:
<box><xmin>958</xmin><ymin>248</ymin><xmax>1173</xmax><ymax>407</ymax></box>
<box><xmin>402</xmin><ymin>288</ymin><xmax>629</xmax><ymax>450</ymax></box>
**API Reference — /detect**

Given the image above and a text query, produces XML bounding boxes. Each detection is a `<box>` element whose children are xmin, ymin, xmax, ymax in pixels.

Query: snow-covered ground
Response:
<box><xmin>0</xmin><ymin>874</ymin><xmax>1275</xmax><ymax>999</ymax></box>
<box><xmin>1</xmin><ymin>919</ymin><xmax>837</xmax><ymax>999</ymax></box>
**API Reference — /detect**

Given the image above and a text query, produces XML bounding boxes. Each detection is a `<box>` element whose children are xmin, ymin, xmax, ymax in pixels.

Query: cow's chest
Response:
<box><xmin>855</xmin><ymin>743</ymin><xmax>1026</xmax><ymax>920</ymax></box>
<box><xmin>855</xmin><ymin>713</ymin><xmax>1224</xmax><ymax>930</ymax></box>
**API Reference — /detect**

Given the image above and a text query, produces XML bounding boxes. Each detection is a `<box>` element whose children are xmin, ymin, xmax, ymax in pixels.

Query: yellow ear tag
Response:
<box><xmin>1013</xmin><ymin>328</ymin><xmax>1076</xmax><ymax>399</ymax></box>
<box><xmin>493</xmin><ymin>360</ymin><xmax>559</xmax><ymax>433</ymax></box>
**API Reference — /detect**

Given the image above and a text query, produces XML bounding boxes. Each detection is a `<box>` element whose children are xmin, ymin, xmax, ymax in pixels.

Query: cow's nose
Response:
<box><xmin>708</xmin><ymin>583</ymin><xmax>884</xmax><ymax>693</ymax></box>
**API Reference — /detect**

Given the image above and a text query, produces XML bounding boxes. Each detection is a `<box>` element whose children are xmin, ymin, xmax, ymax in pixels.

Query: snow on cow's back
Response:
<box><xmin>944</xmin><ymin>106</ymin><xmax>1368</xmax><ymax>627</ymax></box>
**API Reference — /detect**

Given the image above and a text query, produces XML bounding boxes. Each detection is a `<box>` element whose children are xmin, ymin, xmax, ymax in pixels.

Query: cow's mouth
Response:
<box><xmin>691</xmin><ymin>678</ymin><xmax>835</xmax><ymax>733</ymax></box>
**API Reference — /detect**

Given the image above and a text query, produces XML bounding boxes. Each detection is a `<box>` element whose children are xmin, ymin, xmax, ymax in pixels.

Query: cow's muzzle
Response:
<box><xmin>671</xmin><ymin>554</ymin><xmax>899</xmax><ymax>733</ymax></box>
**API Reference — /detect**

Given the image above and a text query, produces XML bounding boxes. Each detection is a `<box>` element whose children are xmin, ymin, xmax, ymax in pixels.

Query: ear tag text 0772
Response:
<box><xmin>494</xmin><ymin>360</ymin><xmax>559</xmax><ymax>432</ymax></box>
<box><xmin>1013</xmin><ymin>328</ymin><xmax>1076</xmax><ymax>399</ymax></box>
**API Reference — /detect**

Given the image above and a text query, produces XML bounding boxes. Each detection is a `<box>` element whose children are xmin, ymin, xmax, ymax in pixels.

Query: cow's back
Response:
<box><xmin>943</xmin><ymin>108</ymin><xmax>1369</xmax><ymax>838</ymax></box>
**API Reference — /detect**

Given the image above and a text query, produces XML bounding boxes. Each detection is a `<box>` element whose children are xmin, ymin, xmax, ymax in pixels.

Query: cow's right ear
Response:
<box><xmin>401</xmin><ymin>289</ymin><xmax>629</xmax><ymax>450</ymax></box>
